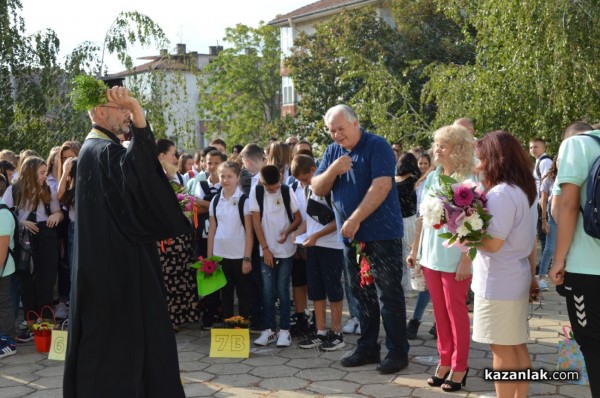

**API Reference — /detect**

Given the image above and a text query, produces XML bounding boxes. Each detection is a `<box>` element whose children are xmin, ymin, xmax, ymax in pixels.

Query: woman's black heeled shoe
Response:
<box><xmin>427</xmin><ymin>365</ymin><xmax>451</xmax><ymax>387</ymax></box>
<box><xmin>441</xmin><ymin>368</ymin><xmax>469</xmax><ymax>392</ymax></box>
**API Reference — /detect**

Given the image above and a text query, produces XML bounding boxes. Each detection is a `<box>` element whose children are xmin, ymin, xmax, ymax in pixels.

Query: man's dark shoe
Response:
<box><xmin>340</xmin><ymin>351</ymin><xmax>380</xmax><ymax>367</ymax></box>
<box><xmin>406</xmin><ymin>319</ymin><xmax>421</xmax><ymax>340</ymax></box>
<box><xmin>376</xmin><ymin>357</ymin><xmax>409</xmax><ymax>374</ymax></box>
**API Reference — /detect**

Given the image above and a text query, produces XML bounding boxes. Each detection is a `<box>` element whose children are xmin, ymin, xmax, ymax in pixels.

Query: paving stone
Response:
<box><xmin>306</xmin><ymin>379</ymin><xmax>361</xmax><ymax>395</ymax></box>
<box><xmin>259</xmin><ymin>376</ymin><xmax>309</xmax><ymax>391</ymax></box>
<box><xmin>296</xmin><ymin>367</ymin><xmax>347</xmax><ymax>381</ymax></box>
<box><xmin>278</xmin><ymin>347</ymin><xmax>332</xmax><ymax>359</ymax></box>
<box><xmin>0</xmin><ymin>364</ymin><xmax>44</xmax><ymax>377</ymax></box>
<box><xmin>182</xmin><ymin>371</ymin><xmax>214</xmax><ymax>383</ymax></box>
<box><xmin>359</xmin><ymin>383</ymin><xmax>412</xmax><ymax>397</ymax></box>
<box><xmin>413</xmin><ymin>387</ymin><xmax>470</xmax><ymax>397</ymax></box>
<box><xmin>27</xmin><ymin>376</ymin><xmax>64</xmax><ymax>390</ymax></box>
<box><xmin>409</xmin><ymin>345</ymin><xmax>440</xmax><ymax>356</ymax></box>
<box><xmin>268</xmin><ymin>391</ymin><xmax>320</xmax><ymax>397</ymax></box>
<box><xmin>557</xmin><ymin>384</ymin><xmax>593</xmax><ymax>398</ymax></box>
<box><xmin>344</xmin><ymin>370</ymin><xmax>397</xmax><ymax>384</ymax></box>
<box><xmin>22</xmin><ymin>389</ymin><xmax>63</xmax><ymax>398</ymax></box>
<box><xmin>392</xmin><ymin>372</ymin><xmax>431</xmax><ymax>389</ymax></box>
<box><xmin>0</xmin><ymin>373</ymin><xmax>39</xmax><ymax>388</ymax></box>
<box><xmin>528</xmin><ymin>343</ymin><xmax>559</xmax><ymax>354</ymax></box>
<box><xmin>242</xmin><ymin>355</ymin><xmax>289</xmax><ymax>367</ymax></box>
<box><xmin>214</xmin><ymin>386</ymin><xmax>270</xmax><ymax>397</ymax></box>
<box><xmin>287</xmin><ymin>357</ymin><xmax>333</xmax><ymax>369</ymax></box>
<box><xmin>212</xmin><ymin>373</ymin><xmax>262</xmax><ymax>388</ymax></box>
<box><xmin>33</xmin><ymin>366</ymin><xmax>64</xmax><ymax>377</ymax></box>
<box><xmin>179</xmin><ymin>361</ymin><xmax>210</xmax><ymax>372</ymax></box>
<box><xmin>183</xmin><ymin>381</ymin><xmax>221</xmax><ymax>397</ymax></box>
<box><xmin>250</xmin><ymin>364</ymin><xmax>298</xmax><ymax>378</ymax></box>
<box><xmin>529</xmin><ymin>382</ymin><xmax>559</xmax><ymax>395</ymax></box>
<box><xmin>178</xmin><ymin>351</ymin><xmax>205</xmax><ymax>362</ymax></box>
<box><xmin>204</xmin><ymin>363</ymin><xmax>252</xmax><ymax>375</ymax></box>
<box><xmin>0</xmin><ymin>386</ymin><xmax>35</xmax><ymax>398</ymax></box>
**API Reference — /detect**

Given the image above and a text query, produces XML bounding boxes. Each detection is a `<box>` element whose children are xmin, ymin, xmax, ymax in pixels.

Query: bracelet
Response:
<box><xmin>262</xmin><ymin>246</ymin><xmax>269</xmax><ymax>251</ymax></box>
<box><xmin>243</xmin><ymin>256</ymin><xmax>252</xmax><ymax>262</ymax></box>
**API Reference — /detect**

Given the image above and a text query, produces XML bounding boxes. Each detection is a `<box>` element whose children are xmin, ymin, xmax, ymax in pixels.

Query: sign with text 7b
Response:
<box><xmin>210</xmin><ymin>328</ymin><xmax>250</xmax><ymax>358</ymax></box>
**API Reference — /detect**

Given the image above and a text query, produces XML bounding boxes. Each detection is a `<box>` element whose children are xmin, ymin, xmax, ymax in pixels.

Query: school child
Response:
<box><xmin>250</xmin><ymin>165</ymin><xmax>301</xmax><ymax>347</ymax></box>
<box><xmin>291</xmin><ymin>155</ymin><xmax>346</xmax><ymax>351</ymax></box>
<box><xmin>188</xmin><ymin>149</ymin><xmax>227</xmax><ymax>328</ymax></box>
<box><xmin>207</xmin><ymin>161</ymin><xmax>253</xmax><ymax>319</ymax></box>
<box><xmin>240</xmin><ymin>144</ymin><xmax>267</xmax><ymax>332</ymax></box>
<box><xmin>0</xmin><ymin>174</ymin><xmax>17</xmax><ymax>358</ymax></box>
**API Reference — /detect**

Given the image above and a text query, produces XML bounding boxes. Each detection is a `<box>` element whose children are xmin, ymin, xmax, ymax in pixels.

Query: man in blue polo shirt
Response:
<box><xmin>312</xmin><ymin>104</ymin><xmax>409</xmax><ymax>374</ymax></box>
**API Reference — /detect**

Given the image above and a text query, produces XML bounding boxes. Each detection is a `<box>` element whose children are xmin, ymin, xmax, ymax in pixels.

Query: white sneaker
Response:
<box><xmin>355</xmin><ymin>323</ymin><xmax>361</xmax><ymax>335</ymax></box>
<box><xmin>538</xmin><ymin>279</ymin><xmax>549</xmax><ymax>292</ymax></box>
<box><xmin>254</xmin><ymin>329</ymin><xmax>276</xmax><ymax>346</ymax></box>
<box><xmin>55</xmin><ymin>303</ymin><xmax>68</xmax><ymax>319</ymax></box>
<box><xmin>276</xmin><ymin>329</ymin><xmax>291</xmax><ymax>347</ymax></box>
<box><xmin>342</xmin><ymin>317</ymin><xmax>359</xmax><ymax>334</ymax></box>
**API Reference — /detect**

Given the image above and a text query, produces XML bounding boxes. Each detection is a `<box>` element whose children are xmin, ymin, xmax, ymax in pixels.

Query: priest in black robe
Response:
<box><xmin>63</xmin><ymin>85</ymin><xmax>191</xmax><ymax>397</ymax></box>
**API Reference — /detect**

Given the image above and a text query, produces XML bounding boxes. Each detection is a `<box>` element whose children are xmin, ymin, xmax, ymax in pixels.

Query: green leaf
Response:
<box><xmin>439</xmin><ymin>174</ymin><xmax>458</xmax><ymax>185</ymax></box>
<box><xmin>438</xmin><ymin>232</ymin><xmax>453</xmax><ymax>239</ymax></box>
<box><xmin>69</xmin><ymin>75</ymin><xmax>108</xmax><ymax>111</ymax></box>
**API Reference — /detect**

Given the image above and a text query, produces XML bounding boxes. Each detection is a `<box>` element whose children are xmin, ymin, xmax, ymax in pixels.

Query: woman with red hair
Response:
<box><xmin>473</xmin><ymin>130</ymin><xmax>538</xmax><ymax>398</ymax></box>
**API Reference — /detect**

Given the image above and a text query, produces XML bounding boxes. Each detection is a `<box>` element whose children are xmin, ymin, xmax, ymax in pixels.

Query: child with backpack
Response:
<box><xmin>0</xmin><ymin>174</ymin><xmax>17</xmax><ymax>358</ymax></box>
<box><xmin>207</xmin><ymin>161</ymin><xmax>253</xmax><ymax>319</ymax></box>
<box><xmin>188</xmin><ymin>149</ymin><xmax>227</xmax><ymax>329</ymax></box>
<box><xmin>250</xmin><ymin>165</ymin><xmax>301</xmax><ymax>347</ymax></box>
<box><xmin>291</xmin><ymin>155</ymin><xmax>346</xmax><ymax>351</ymax></box>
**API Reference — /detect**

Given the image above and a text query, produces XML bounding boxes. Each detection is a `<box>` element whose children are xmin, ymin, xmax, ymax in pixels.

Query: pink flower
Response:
<box><xmin>176</xmin><ymin>193</ymin><xmax>185</xmax><ymax>201</ymax></box>
<box><xmin>454</xmin><ymin>186</ymin><xmax>475</xmax><ymax>207</ymax></box>
<box><xmin>202</xmin><ymin>261</ymin><xmax>216</xmax><ymax>275</ymax></box>
<box><xmin>184</xmin><ymin>202</ymin><xmax>193</xmax><ymax>211</ymax></box>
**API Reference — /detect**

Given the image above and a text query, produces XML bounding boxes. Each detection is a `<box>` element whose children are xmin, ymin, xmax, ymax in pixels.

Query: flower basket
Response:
<box><xmin>27</xmin><ymin>306</ymin><xmax>57</xmax><ymax>353</ymax></box>
<box><xmin>223</xmin><ymin>316</ymin><xmax>250</xmax><ymax>329</ymax></box>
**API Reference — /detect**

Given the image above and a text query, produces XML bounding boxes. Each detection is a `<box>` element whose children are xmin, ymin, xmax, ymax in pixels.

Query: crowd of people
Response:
<box><xmin>0</xmin><ymin>88</ymin><xmax>598</xmax><ymax>398</ymax></box>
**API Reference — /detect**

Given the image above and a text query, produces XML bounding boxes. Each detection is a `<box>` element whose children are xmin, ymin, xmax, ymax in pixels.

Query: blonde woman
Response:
<box><xmin>407</xmin><ymin>125</ymin><xmax>474</xmax><ymax>392</ymax></box>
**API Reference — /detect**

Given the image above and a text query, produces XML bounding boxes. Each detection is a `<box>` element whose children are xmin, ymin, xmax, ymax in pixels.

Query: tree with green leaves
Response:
<box><xmin>0</xmin><ymin>3</ymin><xmax>170</xmax><ymax>155</ymax></box>
<box><xmin>425</xmin><ymin>0</ymin><xmax>600</xmax><ymax>152</ymax></box>
<box><xmin>197</xmin><ymin>23</ymin><xmax>281</xmax><ymax>146</ymax></box>
<box><xmin>285</xmin><ymin>2</ymin><xmax>472</xmax><ymax>147</ymax></box>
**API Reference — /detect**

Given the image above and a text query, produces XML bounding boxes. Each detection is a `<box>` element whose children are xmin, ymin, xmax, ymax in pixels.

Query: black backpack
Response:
<box><xmin>535</xmin><ymin>154</ymin><xmax>551</xmax><ymax>179</ymax></box>
<box><xmin>255</xmin><ymin>184</ymin><xmax>294</xmax><ymax>223</ymax></box>
<box><xmin>580</xmin><ymin>134</ymin><xmax>600</xmax><ymax>238</ymax></box>
<box><xmin>197</xmin><ymin>181</ymin><xmax>222</xmax><ymax>237</ymax></box>
<box><xmin>0</xmin><ymin>204</ymin><xmax>20</xmax><ymax>276</ymax></box>
<box><xmin>212</xmin><ymin>193</ymin><xmax>248</xmax><ymax>230</ymax></box>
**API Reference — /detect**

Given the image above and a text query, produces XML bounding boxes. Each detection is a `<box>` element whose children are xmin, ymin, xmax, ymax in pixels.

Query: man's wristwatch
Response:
<box><xmin>243</xmin><ymin>256</ymin><xmax>252</xmax><ymax>262</ymax></box>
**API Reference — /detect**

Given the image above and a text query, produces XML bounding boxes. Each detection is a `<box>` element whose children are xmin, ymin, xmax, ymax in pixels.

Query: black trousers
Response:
<box><xmin>564</xmin><ymin>272</ymin><xmax>600</xmax><ymax>397</ymax></box>
<box><xmin>220</xmin><ymin>258</ymin><xmax>252</xmax><ymax>319</ymax></box>
<box><xmin>18</xmin><ymin>223</ymin><xmax>58</xmax><ymax>319</ymax></box>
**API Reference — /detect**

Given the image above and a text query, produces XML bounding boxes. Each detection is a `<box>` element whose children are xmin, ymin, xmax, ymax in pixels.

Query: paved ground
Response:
<box><xmin>0</xmin><ymin>287</ymin><xmax>591</xmax><ymax>397</ymax></box>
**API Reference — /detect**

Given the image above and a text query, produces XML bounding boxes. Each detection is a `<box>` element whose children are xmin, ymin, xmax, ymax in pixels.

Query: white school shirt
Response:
<box><xmin>305</xmin><ymin>191</ymin><xmax>343</xmax><ymax>250</ymax></box>
<box><xmin>249</xmin><ymin>185</ymin><xmax>299</xmax><ymax>258</ymax></box>
<box><xmin>194</xmin><ymin>179</ymin><xmax>221</xmax><ymax>200</ymax></box>
<box><xmin>1</xmin><ymin>185</ymin><xmax>60</xmax><ymax>223</ymax></box>
<box><xmin>209</xmin><ymin>187</ymin><xmax>250</xmax><ymax>259</ymax></box>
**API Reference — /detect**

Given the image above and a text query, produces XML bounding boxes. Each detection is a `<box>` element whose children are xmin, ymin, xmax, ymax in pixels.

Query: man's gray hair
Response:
<box><xmin>324</xmin><ymin>104</ymin><xmax>359</xmax><ymax>126</ymax></box>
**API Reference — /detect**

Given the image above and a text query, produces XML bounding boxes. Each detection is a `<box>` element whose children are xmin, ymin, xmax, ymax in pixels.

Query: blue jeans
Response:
<box><xmin>261</xmin><ymin>256</ymin><xmax>293</xmax><ymax>330</ymax></box>
<box><xmin>343</xmin><ymin>239</ymin><xmax>410</xmax><ymax>360</ymax></box>
<box><xmin>412</xmin><ymin>290</ymin><xmax>431</xmax><ymax>322</ymax></box>
<box><xmin>538</xmin><ymin>216</ymin><xmax>556</xmax><ymax>276</ymax></box>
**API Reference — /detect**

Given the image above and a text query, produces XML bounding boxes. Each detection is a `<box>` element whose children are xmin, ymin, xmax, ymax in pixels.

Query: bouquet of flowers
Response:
<box><xmin>354</xmin><ymin>241</ymin><xmax>374</xmax><ymax>287</ymax></box>
<box><xmin>420</xmin><ymin>175</ymin><xmax>492</xmax><ymax>260</ymax></box>
<box><xmin>190</xmin><ymin>255</ymin><xmax>227</xmax><ymax>296</ymax></box>
<box><xmin>223</xmin><ymin>316</ymin><xmax>250</xmax><ymax>329</ymax></box>
<box><xmin>171</xmin><ymin>181</ymin><xmax>197</xmax><ymax>224</ymax></box>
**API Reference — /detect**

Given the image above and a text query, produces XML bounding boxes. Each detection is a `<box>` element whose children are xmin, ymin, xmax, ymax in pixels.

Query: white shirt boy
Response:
<box><xmin>249</xmin><ymin>185</ymin><xmax>299</xmax><ymax>258</ymax></box>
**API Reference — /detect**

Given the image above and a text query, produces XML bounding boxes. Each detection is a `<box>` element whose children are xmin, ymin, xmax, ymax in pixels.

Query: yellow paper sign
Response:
<box><xmin>48</xmin><ymin>330</ymin><xmax>68</xmax><ymax>361</ymax></box>
<box><xmin>210</xmin><ymin>328</ymin><xmax>250</xmax><ymax>358</ymax></box>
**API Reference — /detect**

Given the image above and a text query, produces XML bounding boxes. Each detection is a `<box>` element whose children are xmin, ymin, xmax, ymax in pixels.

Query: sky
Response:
<box><xmin>21</xmin><ymin>0</ymin><xmax>312</xmax><ymax>73</ymax></box>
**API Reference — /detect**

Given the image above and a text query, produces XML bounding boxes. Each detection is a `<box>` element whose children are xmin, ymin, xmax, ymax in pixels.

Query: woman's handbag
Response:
<box><xmin>410</xmin><ymin>263</ymin><xmax>427</xmax><ymax>292</ymax></box>
<box><xmin>557</xmin><ymin>325</ymin><xmax>589</xmax><ymax>385</ymax></box>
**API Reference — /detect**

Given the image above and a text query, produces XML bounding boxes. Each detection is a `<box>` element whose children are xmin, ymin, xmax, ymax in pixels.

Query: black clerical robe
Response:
<box><xmin>63</xmin><ymin>123</ymin><xmax>191</xmax><ymax>398</ymax></box>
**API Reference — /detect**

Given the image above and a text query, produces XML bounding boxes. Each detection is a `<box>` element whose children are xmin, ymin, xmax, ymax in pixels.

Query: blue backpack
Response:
<box><xmin>581</xmin><ymin>134</ymin><xmax>600</xmax><ymax>238</ymax></box>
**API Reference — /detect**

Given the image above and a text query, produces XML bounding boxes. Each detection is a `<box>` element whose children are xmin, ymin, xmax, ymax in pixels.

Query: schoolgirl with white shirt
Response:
<box><xmin>207</xmin><ymin>161</ymin><xmax>253</xmax><ymax>320</ymax></box>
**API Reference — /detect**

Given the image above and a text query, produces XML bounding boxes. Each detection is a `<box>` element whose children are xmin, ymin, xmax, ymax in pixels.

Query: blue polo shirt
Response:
<box><xmin>315</xmin><ymin>129</ymin><xmax>403</xmax><ymax>242</ymax></box>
